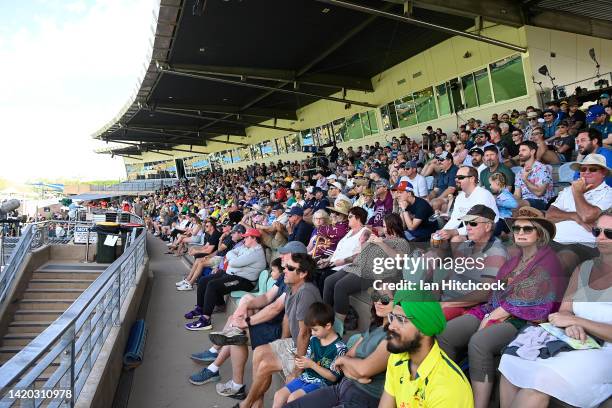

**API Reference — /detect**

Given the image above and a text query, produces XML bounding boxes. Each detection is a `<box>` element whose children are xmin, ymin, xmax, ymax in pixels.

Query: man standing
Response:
<box><xmin>378</xmin><ymin>291</ymin><xmax>473</xmax><ymax>408</ymax></box>
<box><xmin>237</xmin><ymin>253</ymin><xmax>322</xmax><ymax>408</ymax></box>
<box><xmin>480</xmin><ymin>145</ymin><xmax>515</xmax><ymax>193</ymax></box>
<box><xmin>513</xmin><ymin>141</ymin><xmax>553</xmax><ymax>210</ymax></box>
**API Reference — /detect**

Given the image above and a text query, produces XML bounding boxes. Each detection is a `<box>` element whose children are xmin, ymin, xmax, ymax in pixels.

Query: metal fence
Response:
<box><xmin>0</xmin><ymin>214</ymin><xmax>147</xmax><ymax>407</ymax></box>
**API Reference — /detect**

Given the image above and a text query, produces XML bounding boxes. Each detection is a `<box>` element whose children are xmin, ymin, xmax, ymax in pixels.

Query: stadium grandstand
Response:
<box><xmin>0</xmin><ymin>0</ymin><xmax>611</xmax><ymax>407</ymax></box>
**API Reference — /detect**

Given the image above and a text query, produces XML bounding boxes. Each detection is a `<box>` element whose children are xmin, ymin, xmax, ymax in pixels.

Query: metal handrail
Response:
<box><xmin>0</xmin><ymin>213</ymin><xmax>147</xmax><ymax>407</ymax></box>
<box><xmin>0</xmin><ymin>226</ymin><xmax>33</xmax><ymax>305</ymax></box>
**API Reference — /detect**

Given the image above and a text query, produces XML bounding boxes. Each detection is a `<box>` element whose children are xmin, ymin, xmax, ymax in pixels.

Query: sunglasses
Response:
<box><xmin>371</xmin><ymin>292</ymin><xmax>392</xmax><ymax>305</ymax></box>
<box><xmin>512</xmin><ymin>225</ymin><xmax>536</xmax><ymax>234</ymax></box>
<box><xmin>579</xmin><ymin>166</ymin><xmax>602</xmax><ymax>173</ymax></box>
<box><xmin>284</xmin><ymin>264</ymin><xmax>299</xmax><ymax>272</ymax></box>
<box><xmin>388</xmin><ymin>312</ymin><xmax>411</xmax><ymax>326</ymax></box>
<box><xmin>592</xmin><ymin>227</ymin><xmax>612</xmax><ymax>239</ymax></box>
<box><xmin>463</xmin><ymin>220</ymin><xmax>490</xmax><ymax>227</ymax></box>
<box><xmin>455</xmin><ymin>175</ymin><xmax>473</xmax><ymax>180</ymax></box>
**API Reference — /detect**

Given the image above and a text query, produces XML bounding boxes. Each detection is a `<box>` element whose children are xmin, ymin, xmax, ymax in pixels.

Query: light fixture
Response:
<box><xmin>463</xmin><ymin>51</ymin><xmax>472</xmax><ymax>59</ymax></box>
<box><xmin>199</xmin><ymin>47</ymin><xmax>206</xmax><ymax>52</ymax></box>
<box><xmin>322</xmin><ymin>8</ymin><xmax>330</xmax><ymax>13</ymax></box>
<box><xmin>168</xmin><ymin>96</ymin><xmax>173</xmax><ymax>99</ymax></box>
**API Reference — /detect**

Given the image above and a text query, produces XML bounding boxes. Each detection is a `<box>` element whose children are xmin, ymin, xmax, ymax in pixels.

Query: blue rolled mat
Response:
<box><xmin>123</xmin><ymin>319</ymin><xmax>148</xmax><ymax>369</ymax></box>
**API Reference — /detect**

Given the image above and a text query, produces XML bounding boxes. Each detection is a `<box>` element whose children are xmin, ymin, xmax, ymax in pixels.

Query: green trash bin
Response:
<box><xmin>94</xmin><ymin>222</ymin><xmax>120</xmax><ymax>263</ymax></box>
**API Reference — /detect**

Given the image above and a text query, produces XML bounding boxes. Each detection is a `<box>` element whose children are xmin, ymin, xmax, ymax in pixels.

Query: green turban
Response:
<box><xmin>393</xmin><ymin>290</ymin><xmax>446</xmax><ymax>336</ymax></box>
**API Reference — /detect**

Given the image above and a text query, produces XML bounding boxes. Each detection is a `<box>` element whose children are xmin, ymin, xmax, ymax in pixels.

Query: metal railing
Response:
<box><xmin>0</xmin><ymin>226</ymin><xmax>34</xmax><ymax>306</ymax></box>
<box><xmin>0</xmin><ymin>218</ymin><xmax>146</xmax><ymax>407</ymax></box>
<box><xmin>89</xmin><ymin>179</ymin><xmax>177</xmax><ymax>192</ymax></box>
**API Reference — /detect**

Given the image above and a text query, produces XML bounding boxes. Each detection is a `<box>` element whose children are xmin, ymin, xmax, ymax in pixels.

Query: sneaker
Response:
<box><xmin>209</xmin><ymin>327</ymin><xmax>248</xmax><ymax>346</ymax></box>
<box><xmin>216</xmin><ymin>380</ymin><xmax>247</xmax><ymax>399</ymax></box>
<box><xmin>191</xmin><ymin>350</ymin><xmax>218</xmax><ymax>363</ymax></box>
<box><xmin>189</xmin><ymin>368</ymin><xmax>220</xmax><ymax>385</ymax></box>
<box><xmin>185</xmin><ymin>317</ymin><xmax>212</xmax><ymax>331</ymax></box>
<box><xmin>175</xmin><ymin>279</ymin><xmax>188</xmax><ymax>287</ymax></box>
<box><xmin>177</xmin><ymin>283</ymin><xmax>194</xmax><ymax>291</ymax></box>
<box><xmin>184</xmin><ymin>306</ymin><xmax>203</xmax><ymax>319</ymax></box>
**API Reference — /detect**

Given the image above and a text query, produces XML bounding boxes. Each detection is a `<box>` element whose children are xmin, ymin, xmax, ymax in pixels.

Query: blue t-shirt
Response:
<box><xmin>434</xmin><ymin>164</ymin><xmax>458</xmax><ymax>196</ymax></box>
<box><xmin>573</xmin><ymin>146</ymin><xmax>612</xmax><ymax>187</ymax></box>
<box><xmin>300</xmin><ymin>335</ymin><xmax>347</xmax><ymax>386</ymax></box>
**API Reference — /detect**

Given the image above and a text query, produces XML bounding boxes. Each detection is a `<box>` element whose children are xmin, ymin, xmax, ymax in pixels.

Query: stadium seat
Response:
<box><xmin>229</xmin><ymin>269</ymin><xmax>270</xmax><ymax>300</ymax></box>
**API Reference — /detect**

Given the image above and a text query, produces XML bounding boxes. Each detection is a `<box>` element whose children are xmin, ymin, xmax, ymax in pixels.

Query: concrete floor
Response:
<box><xmin>126</xmin><ymin>234</ymin><xmax>266</xmax><ymax>408</ymax></box>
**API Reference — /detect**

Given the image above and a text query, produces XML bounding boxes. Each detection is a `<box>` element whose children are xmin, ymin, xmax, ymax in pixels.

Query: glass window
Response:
<box><xmin>301</xmin><ymin>129</ymin><xmax>314</xmax><ymax>146</ymax></box>
<box><xmin>345</xmin><ymin>113</ymin><xmax>365</xmax><ymax>140</ymax></box>
<box><xmin>395</xmin><ymin>95</ymin><xmax>417</xmax><ymax>128</ymax></box>
<box><xmin>380</xmin><ymin>102</ymin><xmax>399</xmax><ymax>131</ymax></box>
<box><xmin>319</xmin><ymin>123</ymin><xmax>333</xmax><ymax>145</ymax></box>
<box><xmin>490</xmin><ymin>54</ymin><xmax>527</xmax><ymax>102</ymax></box>
<box><xmin>413</xmin><ymin>87</ymin><xmax>438</xmax><ymax>123</ymax></box>
<box><xmin>276</xmin><ymin>137</ymin><xmax>287</xmax><ymax>154</ymax></box>
<box><xmin>331</xmin><ymin>118</ymin><xmax>346</xmax><ymax>143</ymax></box>
<box><xmin>435</xmin><ymin>83</ymin><xmax>452</xmax><ymax>116</ymax></box>
<box><xmin>249</xmin><ymin>145</ymin><xmax>261</xmax><ymax>160</ymax></box>
<box><xmin>461</xmin><ymin>73</ymin><xmax>478</xmax><ymax>109</ymax></box>
<box><xmin>285</xmin><ymin>133</ymin><xmax>301</xmax><ymax>152</ymax></box>
<box><xmin>367</xmin><ymin>110</ymin><xmax>378</xmax><ymax>135</ymax></box>
<box><xmin>260</xmin><ymin>140</ymin><xmax>276</xmax><ymax>158</ymax></box>
<box><xmin>360</xmin><ymin>112</ymin><xmax>372</xmax><ymax>136</ymax></box>
<box><xmin>474</xmin><ymin>68</ymin><xmax>493</xmax><ymax>105</ymax></box>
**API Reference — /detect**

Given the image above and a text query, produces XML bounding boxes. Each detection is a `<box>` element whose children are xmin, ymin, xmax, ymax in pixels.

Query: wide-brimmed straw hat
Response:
<box><xmin>326</xmin><ymin>199</ymin><xmax>352</xmax><ymax>216</ymax></box>
<box><xmin>507</xmin><ymin>207</ymin><xmax>556</xmax><ymax>239</ymax></box>
<box><xmin>569</xmin><ymin>153</ymin><xmax>611</xmax><ymax>177</ymax></box>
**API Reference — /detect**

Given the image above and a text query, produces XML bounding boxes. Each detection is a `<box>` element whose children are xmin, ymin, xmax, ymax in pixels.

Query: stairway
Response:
<box><xmin>0</xmin><ymin>262</ymin><xmax>106</xmax><ymax>369</ymax></box>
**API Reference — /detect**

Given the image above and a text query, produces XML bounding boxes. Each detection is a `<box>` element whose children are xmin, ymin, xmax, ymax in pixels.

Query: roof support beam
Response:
<box><xmin>156</xmin><ymin>66</ymin><xmax>378</xmax><ymax>109</ymax></box>
<box><xmin>126</xmin><ymin>124</ymin><xmax>247</xmax><ymax>136</ymax></box>
<box><xmin>316</xmin><ymin>0</ymin><xmax>527</xmax><ymax>53</ymax></box>
<box><xmin>206</xmin><ymin>138</ymin><xmax>248</xmax><ymax>147</ymax></box>
<box><xmin>170</xmin><ymin>63</ymin><xmax>374</xmax><ymax>92</ymax></box>
<box><xmin>148</xmin><ymin>107</ymin><xmax>302</xmax><ymax>133</ymax></box>
<box><xmin>152</xmin><ymin>103</ymin><xmax>298</xmax><ymax>121</ymax></box>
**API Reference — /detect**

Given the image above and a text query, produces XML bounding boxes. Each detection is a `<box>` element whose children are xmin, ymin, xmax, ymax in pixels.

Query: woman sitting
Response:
<box><xmin>498</xmin><ymin>209</ymin><xmax>612</xmax><ymax>408</ymax></box>
<box><xmin>283</xmin><ymin>288</ymin><xmax>394</xmax><ymax>408</ymax></box>
<box><xmin>437</xmin><ymin>207</ymin><xmax>567</xmax><ymax>408</ymax></box>
<box><xmin>323</xmin><ymin>213</ymin><xmax>410</xmax><ymax>335</ymax></box>
<box><xmin>306</xmin><ymin>209</ymin><xmax>331</xmax><ymax>256</ymax></box>
<box><xmin>453</xmin><ymin>140</ymin><xmax>469</xmax><ymax>167</ymax></box>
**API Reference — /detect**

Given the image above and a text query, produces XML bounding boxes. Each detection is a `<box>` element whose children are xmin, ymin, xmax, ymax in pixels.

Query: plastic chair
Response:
<box><xmin>230</xmin><ymin>269</ymin><xmax>270</xmax><ymax>300</ymax></box>
<box><xmin>558</xmin><ymin>162</ymin><xmax>576</xmax><ymax>183</ymax></box>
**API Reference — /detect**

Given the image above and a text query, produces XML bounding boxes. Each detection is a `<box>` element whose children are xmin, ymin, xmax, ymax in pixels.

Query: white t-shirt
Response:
<box><xmin>400</xmin><ymin>174</ymin><xmax>428</xmax><ymax>198</ymax></box>
<box><xmin>551</xmin><ymin>182</ymin><xmax>612</xmax><ymax>244</ymax></box>
<box><xmin>443</xmin><ymin>186</ymin><xmax>500</xmax><ymax>235</ymax></box>
<box><xmin>330</xmin><ymin>227</ymin><xmax>366</xmax><ymax>271</ymax></box>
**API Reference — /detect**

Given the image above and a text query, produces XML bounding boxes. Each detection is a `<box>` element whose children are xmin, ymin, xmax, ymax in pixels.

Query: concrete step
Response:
<box><xmin>7</xmin><ymin>321</ymin><xmax>55</xmax><ymax>334</ymax></box>
<box><xmin>2</xmin><ymin>333</ymin><xmax>39</xmax><ymax>347</ymax></box>
<box><xmin>22</xmin><ymin>289</ymin><xmax>82</xmax><ymax>300</ymax></box>
<box><xmin>14</xmin><ymin>310</ymin><xmax>64</xmax><ymax>322</ymax></box>
<box><xmin>32</xmin><ymin>271</ymin><xmax>102</xmax><ymax>280</ymax></box>
<box><xmin>28</xmin><ymin>279</ymin><xmax>94</xmax><ymax>290</ymax></box>
<box><xmin>17</xmin><ymin>299</ymin><xmax>75</xmax><ymax>310</ymax></box>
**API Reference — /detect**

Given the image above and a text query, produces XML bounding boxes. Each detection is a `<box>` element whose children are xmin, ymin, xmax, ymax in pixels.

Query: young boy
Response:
<box><xmin>272</xmin><ymin>302</ymin><xmax>347</xmax><ymax>408</ymax></box>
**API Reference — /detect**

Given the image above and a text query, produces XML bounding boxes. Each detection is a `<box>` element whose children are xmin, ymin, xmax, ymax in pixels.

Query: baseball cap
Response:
<box><xmin>469</xmin><ymin>147</ymin><xmax>484</xmax><ymax>156</ymax></box>
<box><xmin>600</xmin><ymin>93</ymin><xmax>610</xmax><ymax>99</ymax></box>
<box><xmin>287</xmin><ymin>207</ymin><xmax>304</xmax><ymax>216</ymax></box>
<box><xmin>278</xmin><ymin>241</ymin><xmax>308</xmax><ymax>254</ymax></box>
<box><xmin>231</xmin><ymin>224</ymin><xmax>247</xmax><ymax>234</ymax></box>
<box><xmin>402</xmin><ymin>161</ymin><xmax>418</xmax><ymax>169</ymax></box>
<box><xmin>436</xmin><ymin>151</ymin><xmax>451</xmax><ymax>161</ymax></box>
<box><xmin>329</xmin><ymin>181</ymin><xmax>343</xmax><ymax>190</ymax></box>
<box><xmin>391</xmin><ymin>181</ymin><xmax>414</xmax><ymax>192</ymax></box>
<box><xmin>242</xmin><ymin>228</ymin><xmax>262</xmax><ymax>238</ymax></box>
<box><xmin>326</xmin><ymin>174</ymin><xmax>338</xmax><ymax>180</ymax></box>
<box><xmin>272</xmin><ymin>203</ymin><xmax>284</xmax><ymax>211</ymax></box>
<box><xmin>459</xmin><ymin>204</ymin><xmax>496</xmax><ymax>223</ymax></box>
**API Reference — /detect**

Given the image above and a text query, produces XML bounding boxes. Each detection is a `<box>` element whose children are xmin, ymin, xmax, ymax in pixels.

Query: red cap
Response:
<box><xmin>242</xmin><ymin>228</ymin><xmax>262</xmax><ymax>238</ymax></box>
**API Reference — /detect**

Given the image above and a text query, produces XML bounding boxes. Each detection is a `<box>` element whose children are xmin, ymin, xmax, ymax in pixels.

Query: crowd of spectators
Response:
<box><xmin>125</xmin><ymin>95</ymin><xmax>611</xmax><ymax>408</ymax></box>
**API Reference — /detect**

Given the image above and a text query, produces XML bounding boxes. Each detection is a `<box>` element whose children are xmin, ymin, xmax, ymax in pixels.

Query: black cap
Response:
<box><xmin>469</xmin><ymin>147</ymin><xmax>484</xmax><ymax>156</ymax></box>
<box><xmin>460</xmin><ymin>204</ymin><xmax>496</xmax><ymax>222</ymax></box>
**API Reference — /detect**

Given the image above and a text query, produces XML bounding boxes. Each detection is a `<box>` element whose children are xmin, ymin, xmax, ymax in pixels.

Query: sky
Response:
<box><xmin>0</xmin><ymin>0</ymin><xmax>159</xmax><ymax>182</ymax></box>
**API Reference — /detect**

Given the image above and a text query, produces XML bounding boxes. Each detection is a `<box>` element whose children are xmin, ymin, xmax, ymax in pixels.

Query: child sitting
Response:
<box><xmin>272</xmin><ymin>302</ymin><xmax>347</xmax><ymax>408</ymax></box>
<box><xmin>488</xmin><ymin>172</ymin><xmax>518</xmax><ymax>237</ymax></box>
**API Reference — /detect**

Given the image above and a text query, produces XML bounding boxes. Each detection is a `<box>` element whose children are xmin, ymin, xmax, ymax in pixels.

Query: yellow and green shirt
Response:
<box><xmin>384</xmin><ymin>341</ymin><xmax>473</xmax><ymax>408</ymax></box>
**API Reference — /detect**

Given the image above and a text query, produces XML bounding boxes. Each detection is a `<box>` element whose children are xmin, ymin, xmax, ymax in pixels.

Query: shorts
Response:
<box><xmin>269</xmin><ymin>338</ymin><xmax>296</xmax><ymax>377</ymax></box>
<box><xmin>285</xmin><ymin>378</ymin><xmax>323</xmax><ymax>394</ymax></box>
<box><xmin>248</xmin><ymin>320</ymin><xmax>282</xmax><ymax>350</ymax></box>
